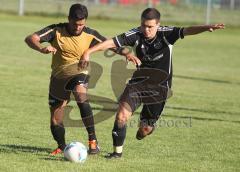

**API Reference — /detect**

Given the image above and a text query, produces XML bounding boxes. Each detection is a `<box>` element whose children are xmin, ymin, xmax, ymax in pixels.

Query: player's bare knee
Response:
<box><xmin>119</xmin><ymin>101</ymin><xmax>133</xmax><ymax>114</ymax></box>
<box><xmin>73</xmin><ymin>85</ymin><xmax>88</xmax><ymax>103</ymax></box>
<box><xmin>73</xmin><ymin>91</ymin><xmax>88</xmax><ymax>103</ymax></box>
<box><xmin>50</xmin><ymin>101</ymin><xmax>66</xmax><ymax>125</ymax></box>
<box><xmin>116</xmin><ymin>111</ymin><xmax>131</xmax><ymax>126</ymax></box>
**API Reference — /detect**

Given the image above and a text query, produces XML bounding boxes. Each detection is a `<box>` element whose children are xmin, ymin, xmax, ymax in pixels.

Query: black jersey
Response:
<box><xmin>113</xmin><ymin>26</ymin><xmax>184</xmax><ymax>87</ymax></box>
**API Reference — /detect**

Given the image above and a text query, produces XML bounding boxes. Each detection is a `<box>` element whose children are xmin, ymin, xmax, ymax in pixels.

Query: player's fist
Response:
<box><xmin>40</xmin><ymin>46</ymin><xmax>57</xmax><ymax>54</ymax></box>
<box><xmin>79</xmin><ymin>52</ymin><xmax>90</xmax><ymax>69</ymax></box>
<box><xmin>208</xmin><ymin>23</ymin><xmax>225</xmax><ymax>32</ymax></box>
<box><xmin>125</xmin><ymin>53</ymin><xmax>142</xmax><ymax>67</ymax></box>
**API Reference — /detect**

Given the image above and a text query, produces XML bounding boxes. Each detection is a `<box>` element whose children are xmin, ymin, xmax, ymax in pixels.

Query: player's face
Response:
<box><xmin>141</xmin><ymin>19</ymin><xmax>159</xmax><ymax>39</ymax></box>
<box><xmin>68</xmin><ymin>18</ymin><xmax>86</xmax><ymax>36</ymax></box>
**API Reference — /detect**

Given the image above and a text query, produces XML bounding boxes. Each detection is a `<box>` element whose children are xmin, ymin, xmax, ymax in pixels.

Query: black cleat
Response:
<box><xmin>136</xmin><ymin>130</ymin><xmax>145</xmax><ymax>140</ymax></box>
<box><xmin>105</xmin><ymin>152</ymin><xmax>122</xmax><ymax>159</ymax></box>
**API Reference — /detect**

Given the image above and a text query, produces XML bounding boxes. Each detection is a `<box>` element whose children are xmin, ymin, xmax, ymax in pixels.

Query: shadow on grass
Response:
<box><xmin>166</xmin><ymin>114</ymin><xmax>240</xmax><ymax>124</ymax></box>
<box><xmin>0</xmin><ymin>144</ymin><xmax>51</xmax><ymax>154</ymax></box>
<box><xmin>174</xmin><ymin>74</ymin><xmax>240</xmax><ymax>85</ymax></box>
<box><xmin>0</xmin><ymin>144</ymin><xmax>51</xmax><ymax>153</ymax></box>
<box><xmin>91</xmin><ymin>102</ymin><xmax>240</xmax><ymax>124</ymax></box>
<box><xmin>0</xmin><ymin>144</ymin><xmax>67</xmax><ymax>161</ymax></box>
<box><xmin>165</xmin><ymin>105</ymin><xmax>240</xmax><ymax>116</ymax></box>
<box><xmin>39</xmin><ymin>156</ymin><xmax>65</xmax><ymax>162</ymax></box>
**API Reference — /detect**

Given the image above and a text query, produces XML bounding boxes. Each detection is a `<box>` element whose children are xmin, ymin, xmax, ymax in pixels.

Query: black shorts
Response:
<box><xmin>48</xmin><ymin>73</ymin><xmax>90</xmax><ymax>107</ymax></box>
<box><xmin>119</xmin><ymin>84</ymin><xmax>167</xmax><ymax>127</ymax></box>
<box><xmin>119</xmin><ymin>69</ymin><xmax>170</xmax><ymax>126</ymax></box>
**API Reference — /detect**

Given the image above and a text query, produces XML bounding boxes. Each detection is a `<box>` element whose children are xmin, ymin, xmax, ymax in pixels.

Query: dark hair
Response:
<box><xmin>141</xmin><ymin>8</ymin><xmax>161</xmax><ymax>21</ymax></box>
<box><xmin>69</xmin><ymin>3</ymin><xmax>88</xmax><ymax>20</ymax></box>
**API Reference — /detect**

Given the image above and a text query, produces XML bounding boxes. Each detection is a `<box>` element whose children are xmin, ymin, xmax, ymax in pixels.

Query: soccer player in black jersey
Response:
<box><xmin>80</xmin><ymin>8</ymin><xmax>224</xmax><ymax>158</ymax></box>
<box><xmin>25</xmin><ymin>3</ymin><xmax>139</xmax><ymax>156</ymax></box>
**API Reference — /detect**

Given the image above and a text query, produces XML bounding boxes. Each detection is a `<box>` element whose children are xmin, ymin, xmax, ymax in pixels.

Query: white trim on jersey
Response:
<box><xmin>158</xmin><ymin>26</ymin><xmax>174</xmax><ymax>32</ymax></box>
<box><xmin>115</xmin><ymin>36</ymin><xmax>122</xmax><ymax>47</ymax></box>
<box><xmin>162</xmin><ymin>35</ymin><xmax>173</xmax><ymax>89</ymax></box>
<box><xmin>39</xmin><ymin>29</ymin><xmax>54</xmax><ymax>38</ymax></box>
<box><xmin>178</xmin><ymin>27</ymin><xmax>183</xmax><ymax>39</ymax></box>
<box><xmin>163</xmin><ymin>36</ymin><xmax>170</xmax><ymax>45</ymax></box>
<box><xmin>125</xmin><ymin>28</ymin><xmax>140</xmax><ymax>37</ymax></box>
<box><xmin>168</xmin><ymin>44</ymin><xmax>173</xmax><ymax>74</ymax></box>
<box><xmin>163</xmin><ymin>36</ymin><xmax>173</xmax><ymax>74</ymax></box>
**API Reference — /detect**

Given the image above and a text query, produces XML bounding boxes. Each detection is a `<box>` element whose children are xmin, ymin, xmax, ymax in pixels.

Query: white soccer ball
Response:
<box><xmin>64</xmin><ymin>142</ymin><xmax>88</xmax><ymax>163</ymax></box>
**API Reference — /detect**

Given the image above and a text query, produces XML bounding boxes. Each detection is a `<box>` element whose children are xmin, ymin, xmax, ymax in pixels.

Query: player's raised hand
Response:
<box><xmin>40</xmin><ymin>46</ymin><xmax>57</xmax><ymax>54</ymax></box>
<box><xmin>208</xmin><ymin>23</ymin><xmax>225</xmax><ymax>32</ymax></box>
<box><xmin>125</xmin><ymin>53</ymin><xmax>142</xmax><ymax>67</ymax></box>
<box><xmin>79</xmin><ymin>51</ymin><xmax>90</xmax><ymax>69</ymax></box>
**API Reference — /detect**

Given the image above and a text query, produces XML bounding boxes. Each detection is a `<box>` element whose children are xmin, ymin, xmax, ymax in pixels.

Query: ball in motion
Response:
<box><xmin>64</xmin><ymin>142</ymin><xmax>88</xmax><ymax>163</ymax></box>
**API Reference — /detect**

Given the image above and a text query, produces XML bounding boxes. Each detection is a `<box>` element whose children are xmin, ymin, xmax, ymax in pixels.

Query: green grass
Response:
<box><xmin>0</xmin><ymin>13</ymin><xmax>240</xmax><ymax>172</ymax></box>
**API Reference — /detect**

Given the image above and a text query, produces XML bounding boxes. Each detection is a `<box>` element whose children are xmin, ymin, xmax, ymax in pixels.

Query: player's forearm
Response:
<box><xmin>24</xmin><ymin>34</ymin><xmax>43</xmax><ymax>53</ymax></box>
<box><xmin>87</xmin><ymin>39</ymin><xmax>116</xmax><ymax>55</ymax></box>
<box><xmin>183</xmin><ymin>25</ymin><xmax>211</xmax><ymax>36</ymax></box>
<box><xmin>183</xmin><ymin>24</ymin><xmax>225</xmax><ymax>36</ymax></box>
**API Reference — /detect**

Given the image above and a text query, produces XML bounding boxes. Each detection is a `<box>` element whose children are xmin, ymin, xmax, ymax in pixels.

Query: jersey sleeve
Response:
<box><xmin>161</xmin><ymin>26</ymin><xmax>184</xmax><ymax>45</ymax></box>
<box><xmin>35</xmin><ymin>24</ymin><xmax>57</xmax><ymax>43</ymax></box>
<box><xmin>112</xmin><ymin>28</ymin><xmax>139</xmax><ymax>47</ymax></box>
<box><xmin>89</xmin><ymin>30</ymin><xmax>107</xmax><ymax>48</ymax></box>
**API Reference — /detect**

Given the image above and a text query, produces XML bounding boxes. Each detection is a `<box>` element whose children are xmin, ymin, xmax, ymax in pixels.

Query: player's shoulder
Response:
<box><xmin>125</xmin><ymin>27</ymin><xmax>141</xmax><ymax>37</ymax></box>
<box><xmin>83</xmin><ymin>27</ymin><xmax>100</xmax><ymax>36</ymax></box>
<box><xmin>49</xmin><ymin>23</ymin><xmax>67</xmax><ymax>29</ymax></box>
<box><xmin>42</xmin><ymin>23</ymin><xmax>67</xmax><ymax>34</ymax></box>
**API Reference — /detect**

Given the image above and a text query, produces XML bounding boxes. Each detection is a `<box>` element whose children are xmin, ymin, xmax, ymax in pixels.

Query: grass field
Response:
<box><xmin>0</xmin><ymin>13</ymin><xmax>240</xmax><ymax>172</ymax></box>
<box><xmin>1</xmin><ymin>0</ymin><xmax>240</xmax><ymax>26</ymax></box>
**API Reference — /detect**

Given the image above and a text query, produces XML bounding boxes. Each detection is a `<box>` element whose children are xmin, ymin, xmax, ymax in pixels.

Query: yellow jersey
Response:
<box><xmin>35</xmin><ymin>23</ymin><xmax>105</xmax><ymax>77</ymax></box>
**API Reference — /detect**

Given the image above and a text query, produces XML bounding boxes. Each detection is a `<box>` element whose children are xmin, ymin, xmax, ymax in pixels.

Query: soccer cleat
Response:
<box><xmin>136</xmin><ymin>130</ymin><xmax>145</xmax><ymax>140</ymax></box>
<box><xmin>88</xmin><ymin>140</ymin><xmax>100</xmax><ymax>154</ymax></box>
<box><xmin>105</xmin><ymin>152</ymin><xmax>122</xmax><ymax>159</ymax></box>
<box><xmin>136</xmin><ymin>127</ymin><xmax>155</xmax><ymax>140</ymax></box>
<box><xmin>50</xmin><ymin>148</ymin><xmax>62</xmax><ymax>155</ymax></box>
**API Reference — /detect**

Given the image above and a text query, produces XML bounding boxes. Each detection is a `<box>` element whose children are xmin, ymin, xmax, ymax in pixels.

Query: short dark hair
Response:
<box><xmin>141</xmin><ymin>8</ymin><xmax>161</xmax><ymax>21</ymax></box>
<box><xmin>69</xmin><ymin>3</ymin><xmax>88</xmax><ymax>20</ymax></box>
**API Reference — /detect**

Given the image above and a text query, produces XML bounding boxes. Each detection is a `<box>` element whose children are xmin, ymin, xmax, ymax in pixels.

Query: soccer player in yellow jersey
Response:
<box><xmin>25</xmin><ymin>3</ymin><xmax>140</xmax><ymax>155</ymax></box>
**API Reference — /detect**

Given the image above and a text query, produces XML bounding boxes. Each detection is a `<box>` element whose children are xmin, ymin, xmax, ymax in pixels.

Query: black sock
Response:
<box><xmin>77</xmin><ymin>101</ymin><xmax>97</xmax><ymax>141</ymax></box>
<box><xmin>112</xmin><ymin>121</ymin><xmax>127</xmax><ymax>147</ymax></box>
<box><xmin>50</xmin><ymin>124</ymin><xmax>66</xmax><ymax>150</ymax></box>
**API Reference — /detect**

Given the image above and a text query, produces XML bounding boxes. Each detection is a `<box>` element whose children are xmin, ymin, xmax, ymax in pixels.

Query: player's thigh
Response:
<box><xmin>119</xmin><ymin>85</ymin><xmax>141</xmax><ymax>113</ymax></box>
<box><xmin>49</xmin><ymin>75</ymin><xmax>71</xmax><ymax>105</ymax></box>
<box><xmin>49</xmin><ymin>96</ymin><xmax>67</xmax><ymax>124</ymax></box>
<box><xmin>66</xmin><ymin>74</ymin><xmax>89</xmax><ymax>103</ymax></box>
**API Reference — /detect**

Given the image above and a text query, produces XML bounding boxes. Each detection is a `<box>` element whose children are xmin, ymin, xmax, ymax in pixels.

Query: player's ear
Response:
<box><xmin>68</xmin><ymin>16</ymin><xmax>71</xmax><ymax>22</ymax></box>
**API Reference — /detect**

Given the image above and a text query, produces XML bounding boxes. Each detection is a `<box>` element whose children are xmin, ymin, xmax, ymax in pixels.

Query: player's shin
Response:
<box><xmin>77</xmin><ymin>101</ymin><xmax>99</xmax><ymax>154</ymax></box>
<box><xmin>112</xmin><ymin>121</ymin><xmax>127</xmax><ymax>155</ymax></box>
<box><xmin>50</xmin><ymin>124</ymin><xmax>66</xmax><ymax>150</ymax></box>
<box><xmin>77</xmin><ymin>101</ymin><xmax>97</xmax><ymax>141</ymax></box>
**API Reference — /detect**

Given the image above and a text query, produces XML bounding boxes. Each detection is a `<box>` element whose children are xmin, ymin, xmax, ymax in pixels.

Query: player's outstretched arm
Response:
<box><xmin>79</xmin><ymin>39</ymin><xmax>141</xmax><ymax>69</ymax></box>
<box><xmin>25</xmin><ymin>34</ymin><xmax>56</xmax><ymax>54</ymax></box>
<box><xmin>183</xmin><ymin>24</ymin><xmax>225</xmax><ymax>36</ymax></box>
